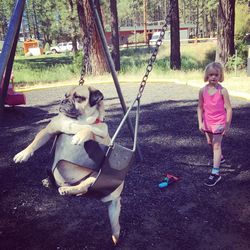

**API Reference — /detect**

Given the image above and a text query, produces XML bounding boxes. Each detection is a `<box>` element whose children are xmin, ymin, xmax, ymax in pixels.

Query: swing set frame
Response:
<box><xmin>0</xmin><ymin>0</ymin><xmax>170</xmax><ymax>198</ymax></box>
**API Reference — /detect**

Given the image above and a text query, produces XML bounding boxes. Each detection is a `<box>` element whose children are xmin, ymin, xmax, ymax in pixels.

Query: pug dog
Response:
<box><xmin>13</xmin><ymin>85</ymin><xmax>123</xmax><ymax>245</ymax></box>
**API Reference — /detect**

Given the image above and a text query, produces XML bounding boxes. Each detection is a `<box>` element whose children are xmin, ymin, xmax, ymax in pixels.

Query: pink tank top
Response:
<box><xmin>202</xmin><ymin>84</ymin><xmax>226</xmax><ymax>125</ymax></box>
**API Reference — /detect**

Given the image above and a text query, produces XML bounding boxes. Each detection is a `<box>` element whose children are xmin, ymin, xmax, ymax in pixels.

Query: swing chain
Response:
<box><xmin>136</xmin><ymin>13</ymin><xmax>171</xmax><ymax>100</ymax></box>
<box><xmin>79</xmin><ymin>18</ymin><xmax>95</xmax><ymax>86</ymax></box>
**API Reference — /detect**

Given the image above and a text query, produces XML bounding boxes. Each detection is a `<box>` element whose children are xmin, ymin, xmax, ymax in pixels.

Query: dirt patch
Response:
<box><xmin>0</xmin><ymin>83</ymin><xmax>249</xmax><ymax>250</ymax></box>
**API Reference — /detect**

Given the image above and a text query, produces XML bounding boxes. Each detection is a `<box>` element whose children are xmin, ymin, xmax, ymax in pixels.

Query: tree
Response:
<box><xmin>0</xmin><ymin>0</ymin><xmax>15</xmax><ymax>40</ymax></box>
<box><xmin>110</xmin><ymin>0</ymin><xmax>120</xmax><ymax>71</ymax></box>
<box><xmin>178</xmin><ymin>0</ymin><xmax>218</xmax><ymax>38</ymax></box>
<box><xmin>33</xmin><ymin>0</ymin><xmax>56</xmax><ymax>45</ymax></box>
<box><xmin>53</xmin><ymin>1</ymin><xmax>78</xmax><ymax>44</ymax></box>
<box><xmin>170</xmin><ymin>0</ymin><xmax>181</xmax><ymax>70</ymax></box>
<box><xmin>66</xmin><ymin>0</ymin><xmax>79</xmax><ymax>52</ymax></box>
<box><xmin>235</xmin><ymin>0</ymin><xmax>250</xmax><ymax>40</ymax></box>
<box><xmin>216</xmin><ymin>0</ymin><xmax>235</xmax><ymax>66</ymax></box>
<box><xmin>76</xmin><ymin>0</ymin><xmax>108</xmax><ymax>76</ymax></box>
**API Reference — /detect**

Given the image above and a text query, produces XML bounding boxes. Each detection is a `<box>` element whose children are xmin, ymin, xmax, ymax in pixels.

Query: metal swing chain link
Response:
<box><xmin>79</xmin><ymin>18</ymin><xmax>95</xmax><ymax>86</ymax></box>
<box><xmin>136</xmin><ymin>12</ymin><xmax>171</xmax><ymax>100</ymax></box>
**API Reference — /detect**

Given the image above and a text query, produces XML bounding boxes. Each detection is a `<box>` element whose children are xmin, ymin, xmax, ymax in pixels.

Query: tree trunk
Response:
<box><xmin>24</xmin><ymin>5</ymin><xmax>32</xmax><ymax>38</ymax></box>
<box><xmin>195</xmin><ymin>0</ymin><xmax>199</xmax><ymax>37</ymax></box>
<box><xmin>77</xmin><ymin>0</ymin><xmax>108</xmax><ymax>76</ymax></box>
<box><xmin>170</xmin><ymin>0</ymin><xmax>181</xmax><ymax>70</ymax></box>
<box><xmin>201</xmin><ymin>0</ymin><xmax>205</xmax><ymax>37</ymax></box>
<box><xmin>110</xmin><ymin>0</ymin><xmax>120</xmax><ymax>71</ymax></box>
<box><xmin>205</xmin><ymin>14</ymin><xmax>209</xmax><ymax>37</ymax></box>
<box><xmin>0</xmin><ymin>3</ymin><xmax>8</xmax><ymax>39</ymax></box>
<box><xmin>67</xmin><ymin>0</ymin><xmax>78</xmax><ymax>53</ymax></box>
<box><xmin>209</xmin><ymin>10</ymin><xmax>216</xmax><ymax>37</ymax></box>
<box><xmin>216</xmin><ymin>0</ymin><xmax>235</xmax><ymax>66</ymax></box>
<box><xmin>182</xmin><ymin>0</ymin><xmax>186</xmax><ymax>23</ymax></box>
<box><xmin>189</xmin><ymin>0</ymin><xmax>192</xmax><ymax>23</ymax></box>
<box><xmin>32</xmin><ymin>0</ymin><xmax>40</xmax><ymax>39</ymax></box>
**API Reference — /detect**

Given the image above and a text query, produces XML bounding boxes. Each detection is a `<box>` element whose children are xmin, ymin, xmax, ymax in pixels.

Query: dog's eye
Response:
<box><xmin>65</xmin><ymin>93</ymin><xmax>69</xmax><ymax>98</ymax></box>
<box><xmin>74</xmin><ymin>94</ymin><xmax>86</xmax><ymax>103</ymax></box>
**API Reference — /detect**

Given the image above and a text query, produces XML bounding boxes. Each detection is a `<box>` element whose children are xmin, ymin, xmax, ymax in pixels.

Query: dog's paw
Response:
<box><xmin>71</xmin><ymin>133</ymin><xmax>88</xmax><ymax>145</ymax></box>
<box><xmin>71</xmin><ymin>134</ymin><xmax>84</xmax><ymax>145</ymax></box>
<box><xmin>58</xmin><ymin>186</ymin><xmax>88</xmax><ymax>196</ymax></box>
<box><xmin>58</xmin><ymin>186</ymin><xmax>80</xmax><ymax>196</ymax></box>
<box><xmin>112</xmin><ymin>234</ymin><xmax>120</xmax><ymax>245</ymax></box>
<box><xmin>58</xmin><ymin>187</ymin><xmax>69</xmax><ymax>196</ymax></box>
<box><xmin>13</xmin><ymin>149</ymin><xmax>33</xmax><ymax>163</ymax></box>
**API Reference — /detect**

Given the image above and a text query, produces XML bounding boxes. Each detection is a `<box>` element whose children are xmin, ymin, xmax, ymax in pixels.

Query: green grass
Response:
<box><xmin>11</xmin><ymin>42</ymin><xmax>247</xmax><ymax>87</ymax></box>
<box><xmin>13</xmin><ymin>54</ymin><xmax>79</xmax><ymax>85</ymax></box>
<box><xmin>118</xmin><ymin>42</ymin><xmax>216</xmax><ymax>75</ymax></box>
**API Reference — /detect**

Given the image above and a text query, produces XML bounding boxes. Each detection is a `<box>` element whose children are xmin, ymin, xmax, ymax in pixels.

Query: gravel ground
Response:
<box><xmin>0</xmin><ymin>82</ymin><xmax>250</xmax><ymax>250</ymax></box>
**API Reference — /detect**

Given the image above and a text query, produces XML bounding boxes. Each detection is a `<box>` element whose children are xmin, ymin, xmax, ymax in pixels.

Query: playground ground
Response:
<box><xmin>0</xmin><ymin>82</ymin><xmax>250</xmax><ymax>250</ymax></box>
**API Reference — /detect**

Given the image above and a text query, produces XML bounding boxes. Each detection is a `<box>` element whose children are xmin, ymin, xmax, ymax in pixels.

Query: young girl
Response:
<box><xmin>197</xmin><ymin>62</ymin><xmax>232</xmax><ymax>186</ymax></box>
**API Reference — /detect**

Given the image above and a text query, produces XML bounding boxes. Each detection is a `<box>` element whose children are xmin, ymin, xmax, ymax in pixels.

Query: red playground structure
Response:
<box><xmin>0</xmin><ymin>73</ymin><xmax>26</xmax><ymax>106</ymax></box>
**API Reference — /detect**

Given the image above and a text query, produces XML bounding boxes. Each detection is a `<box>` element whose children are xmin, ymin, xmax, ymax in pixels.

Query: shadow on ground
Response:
<box><xmin>0</xmin><ymin>98</ymin><xmax>250</xmax><ymax>250</ymax></box>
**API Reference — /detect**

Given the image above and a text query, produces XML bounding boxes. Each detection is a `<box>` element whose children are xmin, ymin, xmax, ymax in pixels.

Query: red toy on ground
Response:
<box><xmin>159</xmin><ymin>173</ymin><xmax>180</xmax><ymax>188</ymax></box>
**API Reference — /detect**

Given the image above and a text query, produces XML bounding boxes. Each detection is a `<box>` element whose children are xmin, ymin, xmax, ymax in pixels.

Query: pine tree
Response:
<box><xmin>110</xmin><ymin>0</ymin><xmax>120</xmax><ymax>71</ymax></box>
<box><xmin>216</xmin><ymin>0</ymin><xmax>235</xmax><ymax>65</ymax></box>
<box><xmin>76</xmin><ymin>0</ymin><xmax>108</xmax><ymax>76</ymax></box>
<box><xmin>170</xmin><ymin>0</ymin><xmax>181</xmax><ymax>70</ymax></box>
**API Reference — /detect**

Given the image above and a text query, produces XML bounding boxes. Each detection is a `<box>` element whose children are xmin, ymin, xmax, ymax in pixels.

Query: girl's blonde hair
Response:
<box><xmin>204</xmin><ymin>62</ymin><xmax>224</xmax><ymax>82</ymax></box>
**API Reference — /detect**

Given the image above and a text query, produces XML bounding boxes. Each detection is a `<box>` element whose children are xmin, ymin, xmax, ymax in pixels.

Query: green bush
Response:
<box><xmin>120</xmin><ymin>55</ymin><xmax>148</xmax><ymax>73</ymax></box>
<box><xmin>225</xmin><ymin>54</ymin><xmax>245</xmax><ymax>71</ymax></box>
<box><xmin>72</xmin><ymin>52</ymin><xmax>85</xmax><ymax>74</ymax></box>
<box><xmin>15</xmin><ymin>42</ymin><xmax>24</xmax><ymax>56</ymax></box>
<box><xmin>235</xmin><ymin>40</ymin><xmax>248</xmax><ymax>66</ymax></box>
<box><xmin>181</xmin><ymin>56</ymin><xmax>203</xmax><ymax>71</ymax></box>
<box><xmin>154</xmin><ymin>58</ymin><xmax>170</xmax><ymax>71</ymax></box>
<box><xmin>120</xmin><ymin>47</ymin><xmax>151</xmax><ymax>56</ymax></box>
<box><xmin>44</xmin><ymin>43</ymin><xmax>50</xmax><ymax>53</ymax></box>
<box><xmin>203</xmin><ymin>48</ymin><xmax>216</xmax><ymax>65</ymax></box>
<box><xmin>234</xmin><ymin>3</ymin><xmax>250</xmax><ymax>65</ymax></box>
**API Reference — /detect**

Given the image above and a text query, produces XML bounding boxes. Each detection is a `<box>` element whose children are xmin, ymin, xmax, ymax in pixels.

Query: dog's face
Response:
<box><xmin>59</xmin><ymin>85</ymin><xmax>104</xmax><ymax>118</ymax></box>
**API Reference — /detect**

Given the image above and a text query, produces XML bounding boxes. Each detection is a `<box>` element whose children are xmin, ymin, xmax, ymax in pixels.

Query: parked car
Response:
<box><xmin>149</xmin><ymin>31</ymin><xmax>170</xmax><ymax>46</ymax></box>
<box><xmin>50</xmin><ymin>42</ymin><xmax>73</xmax><ymax>53</ymax></box>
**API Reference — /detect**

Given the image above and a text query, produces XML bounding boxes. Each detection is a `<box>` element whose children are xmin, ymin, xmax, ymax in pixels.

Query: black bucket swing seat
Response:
<box><xmin>50</xmin><ymin>98</ymin><xmax>140</xmax><ymax>199</ymax></box>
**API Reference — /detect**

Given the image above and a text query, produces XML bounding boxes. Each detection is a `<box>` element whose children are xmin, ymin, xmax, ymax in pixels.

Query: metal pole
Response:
<box><xmin>89</xmin><ymin>0</ymin><xmax>143</xmax><ymax>161</ymax></box>
<box><xmin>0</xmin><ymin>0</ymin><xmax>26</xmax><ymax>111</ymax></box>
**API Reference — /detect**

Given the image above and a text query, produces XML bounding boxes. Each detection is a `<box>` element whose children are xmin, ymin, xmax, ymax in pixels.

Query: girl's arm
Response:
<box><xmin>222</xmin><ymin>88</ymin><xmax>232</xmax><ymax>134</ymax></box>
<box><xmin>197</xmin><ymin>88</ymin><xmax>204</xmax><ymax>133</ymax></box>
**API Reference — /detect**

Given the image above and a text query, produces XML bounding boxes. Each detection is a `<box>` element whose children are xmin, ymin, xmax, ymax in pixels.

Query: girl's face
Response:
<box><xmin>207</xmin><ymin>68</ymin><xmax>220</xmax><ymax>85</ymax></box>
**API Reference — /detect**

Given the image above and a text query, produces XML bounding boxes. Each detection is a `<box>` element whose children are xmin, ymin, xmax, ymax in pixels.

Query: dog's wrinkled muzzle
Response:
<box><xmin>59</xmin><ymin>98</ymin><xmax>80</xmax><ymax>118</ymax></box>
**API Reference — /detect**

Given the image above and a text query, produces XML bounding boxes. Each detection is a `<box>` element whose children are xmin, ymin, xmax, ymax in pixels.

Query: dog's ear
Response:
<box><xmin>65</xmin><ymin>86</ymin><xmax>76</xmax><ymax>98</ymax></box>
<box><xmin>89</xmin><ymin>87</ymin><xmax>104</xmax><ymax>107</ymax></box>
<box><xmin>98</xmin><ymin>100</ymin><xmax>105</xmax><ymax>121</ymax></box>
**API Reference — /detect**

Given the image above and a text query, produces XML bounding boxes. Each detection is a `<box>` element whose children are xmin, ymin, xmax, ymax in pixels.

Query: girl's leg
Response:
<box><xmin>212</xmin><ymin>134</ymin><xmax>223</xmax><ymax>172</ymax></box>
<box><xmin>206</xmin><ymin>132</ymin><xmax>224</xmax><ymax>164</ymax></box>
<box><xmin>205</xmin><ymin>132</ymin><xmax>213</xmax><ymax>162</ymax></box>
<box><xmin>204</xmin><ymin>133</ymin><xmax>223</xmax><ymax>186</ymax></box>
